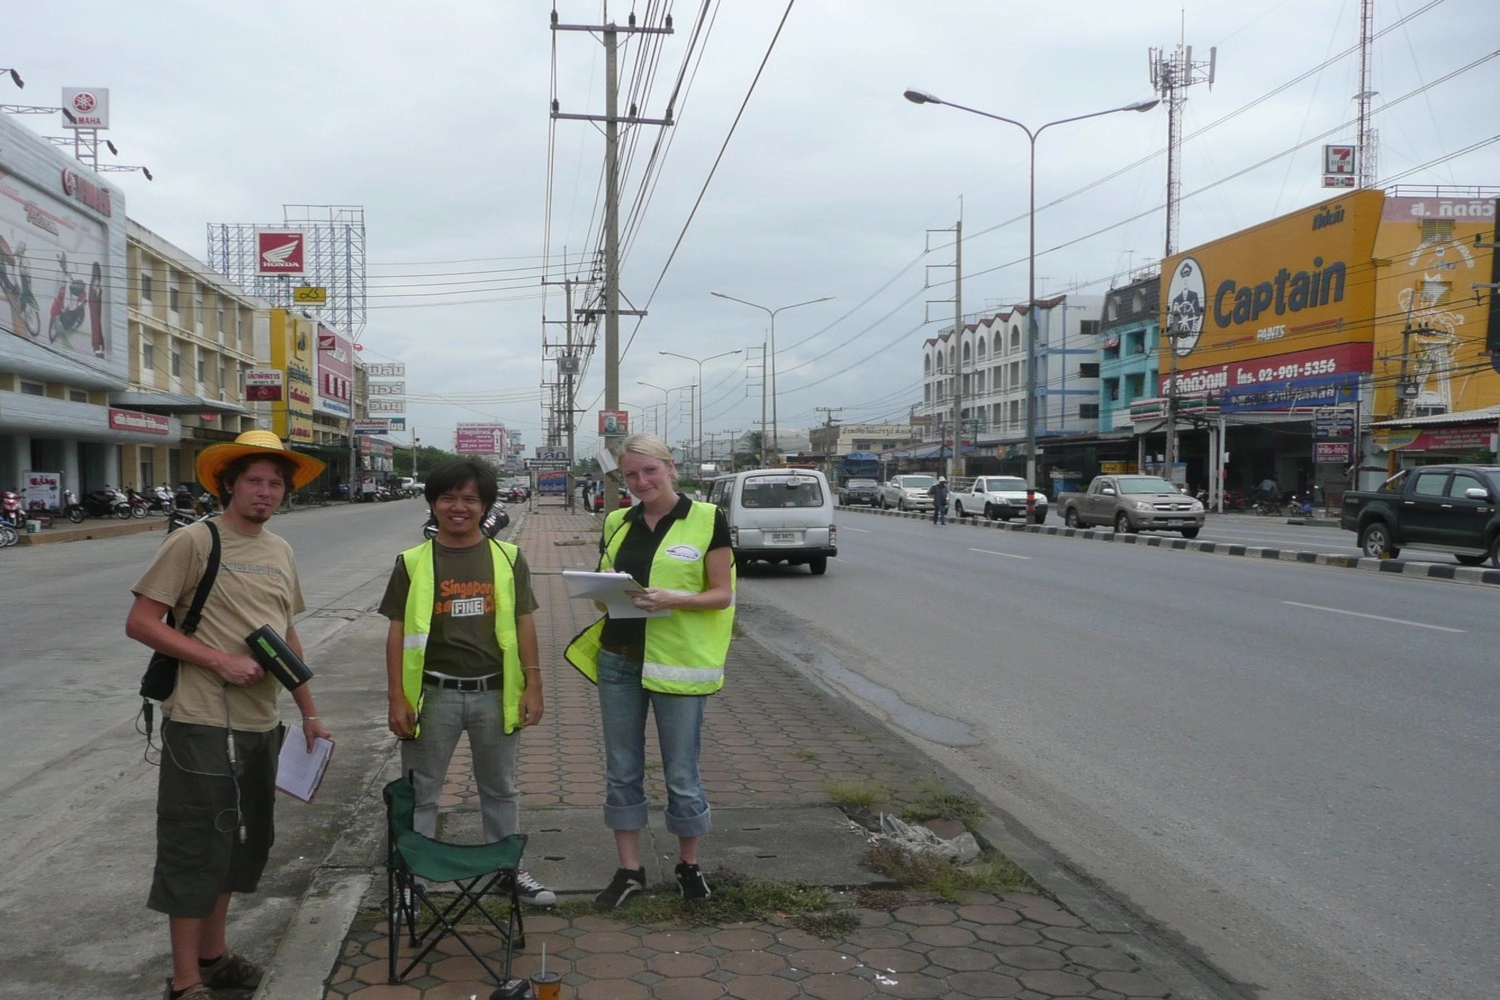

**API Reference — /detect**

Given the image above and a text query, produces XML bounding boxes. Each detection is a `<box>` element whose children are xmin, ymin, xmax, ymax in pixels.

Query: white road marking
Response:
<box><xmin>968</xmin><ymin>547</ymin><xmax>1030</xmax><ymax>560</ymax></box>
<box><xmin>839</xmin><ymin>525</ymin><xmax>871</xmax><ymax>533</ymax></box>
<box><xmin>1282</xmin><ymin>601</ymin><xmax>1465</xmax><ymax>633</ymax></box>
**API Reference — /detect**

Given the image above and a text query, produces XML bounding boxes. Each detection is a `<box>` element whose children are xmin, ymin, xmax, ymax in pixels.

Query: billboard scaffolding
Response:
<box><xmin>207</xmin><ymin>204</ymin><xmax>366</xmax><ymax>339</ymax></box>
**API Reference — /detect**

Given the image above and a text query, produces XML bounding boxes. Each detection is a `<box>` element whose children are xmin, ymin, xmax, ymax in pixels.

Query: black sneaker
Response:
<box><xmin>594</xmin><ymin>867</ymin><xmax>646</xmax><ymax>910</ymax></box>
<box><xmin>675</xmin><ymin>862</ymin><xmax>711</xmax><ymax>902</ymax></box>
<box><xmin>512</xmin><ymin>868</ymin><xmax>556</xmax><ymax>906</ymax></box>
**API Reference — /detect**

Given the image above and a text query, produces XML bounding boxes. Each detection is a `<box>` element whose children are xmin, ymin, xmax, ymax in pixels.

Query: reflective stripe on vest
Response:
<box><xmin>400</xmin><ymin>538</ymin><xmax>524</xmax><ymax>733</ymax></box>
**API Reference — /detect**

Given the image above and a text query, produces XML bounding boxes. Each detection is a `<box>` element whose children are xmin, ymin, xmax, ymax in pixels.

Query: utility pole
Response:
<box><xmin>1151</xmin><ymin>35</ymin><xmax>1215</xmax><ymax>482</ymax></box>
<box><xmin>552</xmin><ymin>11</ymin><xmax>672</xmax><ymax>471</ymax></box>
<box><xmin>924</xmin><ymin>215</ymin><xmax>964</xmax><ymax>479</ymax></box>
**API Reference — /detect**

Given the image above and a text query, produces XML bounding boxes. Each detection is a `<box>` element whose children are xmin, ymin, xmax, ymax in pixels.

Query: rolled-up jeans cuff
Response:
<box><xmin>665</xmin><ymin>803</ymin><xmax>711</xmax><ymax>839</ymax></box>
<box><xmin>603</xmin><ymin>801</ymin><xmax>649</xmax><ymax>831</ymax></box>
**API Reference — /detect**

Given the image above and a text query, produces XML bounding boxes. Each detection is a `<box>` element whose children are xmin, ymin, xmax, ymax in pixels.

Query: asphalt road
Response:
<box><xmin>735</xmin><ymin>508</ymin><xmax>1499</xmax><ymax>1000</ymax></box>
<box><xmin>0</xmin><ymin>500</ymin><xmax>417</xmax><ymax>1000</ymax></box>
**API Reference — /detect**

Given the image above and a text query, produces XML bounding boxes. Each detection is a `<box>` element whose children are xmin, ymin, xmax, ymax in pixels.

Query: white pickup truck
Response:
<box><xmin>950</xmin><ymin>475</ymin><xmax>1048</xmax><ymax>523</ymax></box>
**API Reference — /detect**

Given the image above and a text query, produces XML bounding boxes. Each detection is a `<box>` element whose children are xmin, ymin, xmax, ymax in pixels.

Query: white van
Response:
<box><xmin>707</xmin><ymin>468</ymin><xmax>837</xmax><ymax>575</ymax></box>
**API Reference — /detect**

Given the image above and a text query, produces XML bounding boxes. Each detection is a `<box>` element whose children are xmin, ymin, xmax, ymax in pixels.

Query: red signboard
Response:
<box><xmin>256</xmin><ymin>231</ymin><xmax>305</xmax><ymax>275</ymax></box>
<box><xmin>1161</xmin><ymin>341</ymin><xmax>1374</xmax><ymax>397</ymax></box>
<box><xmin>598</xmin><ymin>410</ymin><xmax>629</xmax><ymax>435</ymax></box>
<box><xmin>108</xmin><ymin>408</ymin><xmax>171</xmax><ymax>435</ymax></box>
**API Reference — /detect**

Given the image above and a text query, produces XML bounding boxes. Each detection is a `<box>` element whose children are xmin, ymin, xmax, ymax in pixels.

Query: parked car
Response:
<box><xmin>1340</xmin><ymin>464</ymin><xmax>1500</xmax><ymax>565</ymax></box>
<box><xmin>950</xmin><ymin>475</ymin><xmax>1047</xmax><ymax>523</ymax></box>
<box><xmin>879</xmin><ymin>474</ymin><xmax>938</xmax><ymax>512</ymax></box>
<box><xmin>1058</xmin><ymin>474</ymin><xmax>1204</xmax><ymax>538</ymax></box>
<box><xmin>837</xmin><ymin>477</ymin><xmax>880</xmax><ymax>506</ymax></box>
<box><xmin>707</xmin><ymin>468</ymin><xmax>837</xmax><ymax>575</ymax></box>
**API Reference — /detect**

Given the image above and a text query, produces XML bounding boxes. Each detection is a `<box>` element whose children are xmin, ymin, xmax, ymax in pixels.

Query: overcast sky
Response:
<box><xmin>7</xmin><ymin>0</ymin><xmax>1497</xmax><ymax>458</ymax></box>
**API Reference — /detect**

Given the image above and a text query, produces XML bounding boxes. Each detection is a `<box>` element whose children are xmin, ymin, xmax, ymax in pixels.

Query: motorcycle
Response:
<box><xmin>1</xmin><ymin>489</ymin><xmax>25</xmax><ymax>529</ymax></box>
<box><xmin>147</xmin><ymin>484</ymin><xmax>176</xmax><ymax>513</ymax></box>
<box><xmin>173</xmin><ymin>485</ymin><xmax>217</xmax><ymax>516</ymax></box>
<box><xmin>78</xmin><ymin>487</ymin><xmax>133</xmax><ymax>520</ymax></box>
<box><xmin>0</xmin><ymin>236</ymin><xmax>42</xmax><ymax>340</ymax></box>
<box><xmin>47</xmin><ymin>252</ymin><xmax>88</xmax><ymax>345</ymax></box>
<box><xmin>124</xmin><ymin>488</ymin><xmax>152</xmax><ymax>519</ymax></box>
<box><xmin>422</xmin><ymin>500</ymin><xmax>510</xmax><ymax>541</ymax></box>
<box><xmin>1282</xmin><ymin>491</ymin><xmax>1314</xmax><ymax>516</ymax></box>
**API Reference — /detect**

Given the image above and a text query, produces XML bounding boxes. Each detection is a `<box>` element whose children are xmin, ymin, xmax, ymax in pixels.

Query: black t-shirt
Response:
<box><xmin>599</xmin><ymin>494</ymin><xmax>731</xmax><ymax>646</ymax></box>
<box><xmin>379</xmin><ymin>540</ymin><xmax>538</xmax><ymax>678</ymax></box>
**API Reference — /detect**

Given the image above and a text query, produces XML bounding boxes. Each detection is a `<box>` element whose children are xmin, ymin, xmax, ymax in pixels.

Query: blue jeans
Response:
<box><xmin>400</xmin><ymin>683</ymin><xmax>519</xmax><ymax>843</ymax></box>
<box><xmin>596</xmin><ymin>648</ymin><xmax>710</xmax><ymax>838</ymax></box>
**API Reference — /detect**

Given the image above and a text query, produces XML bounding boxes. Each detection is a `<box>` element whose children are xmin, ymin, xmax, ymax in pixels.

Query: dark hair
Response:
<box><xmin>425</xmin><ymin>461</ymin><xmax>497</xmax><ymax>508</ymax></box>
<box><xmin>217</xmin><ymin>453</ymin><xmax>298</xmax><ymax>502</ymax></box>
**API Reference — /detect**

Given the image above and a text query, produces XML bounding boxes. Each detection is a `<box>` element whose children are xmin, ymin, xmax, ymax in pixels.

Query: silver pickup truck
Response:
<box><xmin>879</xmin><ymin>474</ymin><xmax>938</xmax><ymax>512</ymax></box>
<box><xmin>1058</xmin><ymin>474</ymin><xmax>1204</xmax><ymax>538</ymax></box>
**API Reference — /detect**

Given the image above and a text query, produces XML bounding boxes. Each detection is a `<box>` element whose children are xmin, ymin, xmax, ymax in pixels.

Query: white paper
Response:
<box><xmin>561</xmin><ymin>570</ymin><xmax>670</xmax><ymax>619</ymax></box>
<box><xmin>276</xmin><ymin>726</ymin><xmax>334</xmax><ymax>803</ymax></box>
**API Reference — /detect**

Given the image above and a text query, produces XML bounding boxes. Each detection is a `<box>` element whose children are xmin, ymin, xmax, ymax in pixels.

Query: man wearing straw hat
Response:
<box><xmin>126</xmin><ymin>430</ymin><xmax>332</xmax><ymax>1000</ymax></box>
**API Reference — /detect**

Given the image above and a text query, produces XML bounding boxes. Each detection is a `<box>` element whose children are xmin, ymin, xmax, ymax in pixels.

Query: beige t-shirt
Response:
<box><xmin>132</xmin><ymin>520</ymin><xmax>305</xmax><ymax>732</ymax></box>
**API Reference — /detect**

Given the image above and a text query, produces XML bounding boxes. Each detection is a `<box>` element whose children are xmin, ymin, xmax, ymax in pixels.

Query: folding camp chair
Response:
<box><xmin>384</xmin><ymin>774</ymin><xmax>528</xmax><ymax>985</ymax></box>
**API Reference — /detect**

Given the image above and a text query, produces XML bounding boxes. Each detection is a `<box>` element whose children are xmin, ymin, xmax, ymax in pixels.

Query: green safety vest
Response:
<box><xmin>399</xmin><ymin>538</ymin><xmax>525</xmax><ymax>734</ymax></box>
<box><xmin>565</xmin><ymin>502</ymin><xmax>735</xmax><ymax>694</ymax></box>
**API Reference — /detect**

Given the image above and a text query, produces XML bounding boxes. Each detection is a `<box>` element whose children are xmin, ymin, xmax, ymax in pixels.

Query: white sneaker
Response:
<box><xmin>512</xmin><ymin>869</ymin><xmax>556</xmax><ymax>906</ymax></box>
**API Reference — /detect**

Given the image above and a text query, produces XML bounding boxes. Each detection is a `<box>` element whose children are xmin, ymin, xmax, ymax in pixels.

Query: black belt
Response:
<box><xmin>600</xmin><ymin>643</ymin><xmax>645</xmax><ymax>660</ymax></box>
<box><xmin>422</xmin><ymin>672</ymin><xmax>500</xmax><ymax>692</ymax></box>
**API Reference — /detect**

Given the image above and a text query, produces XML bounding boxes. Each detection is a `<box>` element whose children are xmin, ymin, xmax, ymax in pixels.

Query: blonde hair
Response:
<box><xmin>615</xmin><ymin>433</ymin><xmax>676</xmax><ymax>481</ymax></box>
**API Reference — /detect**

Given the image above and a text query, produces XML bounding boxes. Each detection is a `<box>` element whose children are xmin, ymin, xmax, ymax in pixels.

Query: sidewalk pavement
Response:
<box><xmin>253</xmin><ymin>504</ymin><xmax>1238</xmax><ymax>1000</ymax></box>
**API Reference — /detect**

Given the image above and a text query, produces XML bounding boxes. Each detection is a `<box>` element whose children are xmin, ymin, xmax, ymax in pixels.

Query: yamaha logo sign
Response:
<box><xmin>1165</xmin><ymin>257</ymin><xmax>1206</xmax><ymax>357</ymax></box>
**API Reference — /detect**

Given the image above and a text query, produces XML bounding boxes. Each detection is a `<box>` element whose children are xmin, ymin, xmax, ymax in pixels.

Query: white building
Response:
<box><xmin>919</xmin><ymin>294</ymin><xmax>1104</xmax><ymax>446</ymax></box>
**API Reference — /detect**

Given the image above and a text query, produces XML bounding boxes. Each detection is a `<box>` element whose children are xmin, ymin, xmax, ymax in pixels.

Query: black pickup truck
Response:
<box><xmin>1340</xmin><ymin>464</ymin><xmax>1500</xmax><ymax>566</ymax></box>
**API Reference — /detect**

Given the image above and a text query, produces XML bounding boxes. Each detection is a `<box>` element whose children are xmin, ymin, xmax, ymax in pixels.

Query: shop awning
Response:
<box><xmin>109</xmin><ymin>390</ymin><xmax>251</xmax><ymax>417</ymax></box>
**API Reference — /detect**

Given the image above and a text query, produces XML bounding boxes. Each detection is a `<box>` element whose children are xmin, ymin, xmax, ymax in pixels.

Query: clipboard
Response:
<box><xmin>277</xmin><ymin>724</ymin><xmax>334</xmax><ymax>803</ymax></box>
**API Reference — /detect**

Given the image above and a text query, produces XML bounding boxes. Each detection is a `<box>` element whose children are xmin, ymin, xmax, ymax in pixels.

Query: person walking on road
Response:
<box><xmin>932</xmin><ymin>476</ymin><xmax>950</xmax><ymax>525</ymax></box>
<box><xmin>566</xmin><ymin>433</ymin><xmax>736</xmax><ymax>909</ymax></box>
<box><xmin>380</xmin><ymin>460</ymin><xmax>554</xmax><ymax>906</ymax></box>
<box><xmin>125</xmin><ymin>430</ymin><xmax>332</xmax><ymax>1000</ymax></box>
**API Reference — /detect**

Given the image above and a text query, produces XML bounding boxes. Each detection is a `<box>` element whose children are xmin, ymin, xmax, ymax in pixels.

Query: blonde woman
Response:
<box><xmin>566</xmin><ymin>434</ymin><xmax>735</xmax><ymax>907</ymax></box>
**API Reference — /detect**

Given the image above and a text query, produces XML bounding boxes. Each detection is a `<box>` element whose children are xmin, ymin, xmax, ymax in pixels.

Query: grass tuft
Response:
<box><xmin>825</xmin><ymin>780</ymin><xmax>889</xmax><ymax>809</ymax></box>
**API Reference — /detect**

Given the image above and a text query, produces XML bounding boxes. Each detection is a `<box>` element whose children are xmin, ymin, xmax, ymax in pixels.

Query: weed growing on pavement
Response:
<box><xmin>901</xmin><ymin>783</ymin><xmax>984</xmax><ymax>830</ymax></box>
<box><xmin>864</xmin><ymin>842</ymin><xmax>1038</xmax><ymax>901</ymax></box>
<box><xmin>826</xmin><ymin>780</ymin><xmax>888</xmax><ymax>808</ymax></box>
<box><xmin>793</xmin><ymin>749</ymin><xmax>818</xmax><ymax>761</ymax></box>
<box><xmin>582</xmin><ymin>868</ymin><xmax>844</xmax><ymax>927</ymax></box>
<box><xmin>792</xmin><ymin>909</ymin><xmax>862</xmax><ymax>938</ymax></box>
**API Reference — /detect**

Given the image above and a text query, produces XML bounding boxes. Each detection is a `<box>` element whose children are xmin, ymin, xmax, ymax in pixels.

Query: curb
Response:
<box><xmin>847</xmin><ymin>505</ymin><xmax>1500</xmax><ymax>586</ymax></box>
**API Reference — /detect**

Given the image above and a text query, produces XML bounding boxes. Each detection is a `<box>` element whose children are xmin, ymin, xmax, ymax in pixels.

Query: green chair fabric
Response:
<box><xmin>384</xmin><ymin>774</ymin><xmax>527</xmax><ymax>984</ymax></box>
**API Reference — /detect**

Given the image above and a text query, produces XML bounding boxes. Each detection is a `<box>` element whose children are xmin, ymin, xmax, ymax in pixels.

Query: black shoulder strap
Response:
<box><xmin>178</xmin><ymin>521</ymin><xmax>221</xmax><ymax>637</ymax></box>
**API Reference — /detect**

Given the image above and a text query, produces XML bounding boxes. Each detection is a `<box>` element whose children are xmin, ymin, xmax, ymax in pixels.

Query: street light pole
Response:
<box><xmin>637</xmin><ymin>380</ymin><xmax>694</xmax><ymax>454</ymax></box>
<box><xmin>659</xmin><ymin>348</ymin><xmax>743</xmax><ymax>476</ymax></box>
<box><xmin>903</xmin><ymin>90</ymin><xmax>1158</xmax><ymax>487</ymax></box>
<box><xmin>711</xmin><ymin>291</ymin><xmax>834</xmax><ymax>465</ymax></box>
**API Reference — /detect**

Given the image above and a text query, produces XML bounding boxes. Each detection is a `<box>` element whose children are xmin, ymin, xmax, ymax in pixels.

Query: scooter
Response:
<box><xmin>421</xmin><ymin>500</ymin><xmax>509</xmax><ymax>541</ymax></box>
<box><xmin>47</xmin><ymin>253</ymin><xmax>88</xmax><ymax>345</ymax></box>
<box><xmin>124</xmin><ymin>488</ymin><xmax>152</xmax><ymax>518</ymax></box>
<box><xmin>147</xmin><ymin>484</ymin><xmax>176</xmax><ymax>513</ymax></box>
<box><xmin>1</xmin><ymin>490</ymin><xmax>25</xmax><ymax>529</ymax></box>
<box><xmin>79</xmin><ymin>487</ymin><xmax>133</xmax><ymax>519</ymax></box>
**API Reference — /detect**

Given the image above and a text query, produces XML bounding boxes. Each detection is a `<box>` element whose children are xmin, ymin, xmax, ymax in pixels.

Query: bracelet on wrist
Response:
<box><xmin>523</xmin><ymin>666</ymin><xmax>542</xmax><ymax>673</ymax></box>
<box><xmin>302</xmin><ymin>715</ymin><xmax>320</xmax><ymax>721</ymax></box>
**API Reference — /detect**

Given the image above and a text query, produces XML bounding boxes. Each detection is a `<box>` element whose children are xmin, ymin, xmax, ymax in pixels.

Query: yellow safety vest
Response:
<box><xmin>565</xmin><ymin>502</ymin><xmax>735</xmax><ymax>694</ymax></box>
<box><xmin>399</xmin><ymin>538</ymin><xmax>525</xmax><ymax>733</ymax></box>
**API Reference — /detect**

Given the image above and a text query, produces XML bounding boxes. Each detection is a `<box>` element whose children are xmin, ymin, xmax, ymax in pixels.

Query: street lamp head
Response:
<box><xmin>903</xmin><ymin>89</ymin><xmax>939</xmax><ymax>105</ymax></box>
<box><xmin>1124</xmin><ymin>98</ymin><xmax>1161</xmax><ymax>113</ymax></box>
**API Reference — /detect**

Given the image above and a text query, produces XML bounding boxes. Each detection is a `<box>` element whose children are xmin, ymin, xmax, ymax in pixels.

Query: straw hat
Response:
<box><xmin>196</xmin><ymin>430</ymin><xmax>325</xmax><ymax>492</ymax></box>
